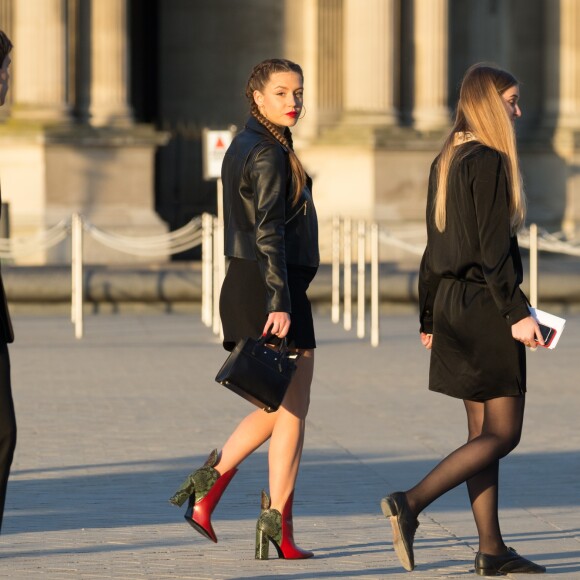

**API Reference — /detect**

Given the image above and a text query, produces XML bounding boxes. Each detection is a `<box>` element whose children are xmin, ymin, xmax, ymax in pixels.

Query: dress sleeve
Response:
<box><xmin>418</xmin><ymin>162</ymin><xmax>441</xmax><ymax>333</ymax></box>
<box><xmin>249</xmin><ymin>144</ymin><xmax>291</xmax><ymax>313</ymax></box>
<box><xmin>418</xmin><ymin>245</ymin><xmax>440</xmax><ymax>333</ymax></box>
<box><xmin>471</xmin><ymin>150</ymin><xmax>529</xmax><ymax>325</ymax></box>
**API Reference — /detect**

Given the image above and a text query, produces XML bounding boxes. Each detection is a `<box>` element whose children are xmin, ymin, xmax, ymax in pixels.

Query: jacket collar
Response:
<box><xmin>245</xmin><ymin>116</ymin><xmax>288</xmax><ymax>152</ymax></box>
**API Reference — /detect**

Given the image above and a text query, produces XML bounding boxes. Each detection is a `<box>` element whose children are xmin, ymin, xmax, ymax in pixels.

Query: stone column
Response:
<box><xmin>89</xmin><ymin>0</ymin><xmax>133</xmax><ymax>126</ymax></box>
<box><xmin>0</xmin><ymin>0</ymin><xmax>13</xmax><ymax>120</ymax></box>
<box><xmin>413</xmin><ymin>0</ymin><xmax>449</xmax><ymax>131</ymax></box>
<box><xmin>556</xmin><ymin>0</ymin><xmax>580</xmax><ymax>129</ymax></box>
<box><xmin>11</xmin><ymin>0</ymin><xmax>70</xmax><ymax>122</ymax></box>
<box><xmin>543</xmin><ymin>2</ymin><xmax>559</xmax><ymax>129</ymax></box>
<box><xmin>285</xmin><ymin>0</ymin><xmax>343</xmax><ymax>140</ymax></box>
<box><xmin>542</xmin><ymin>0</ymin><xmax>580</xmax><ymax>236</ymax></box>
<box><xmin>0</xmin><ymin>0</ymin><xmax>12</xmax><ymax>33</ymax></box>
<box><xmin>544</xmin><ymin>0</ymin><xmax>580</xmax><ymax>130</ymax></box>
<box><xmin>317</xmin><ymin>0</ymin><xmax>343</xmax><ymax>129</ymax></box>
<box><xmin>343</xmin><ymin>0</ymin><xmax>398</xmax><ymax>125</ymax></box>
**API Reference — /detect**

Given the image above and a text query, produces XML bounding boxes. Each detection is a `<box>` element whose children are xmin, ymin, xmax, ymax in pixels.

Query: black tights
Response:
<box><xmin>405</xmin><ymin>395</ymin><xmax>525</xmax><ymax>554</ymax></box>
<box><xmin>0</xmin><ymin>342</ymin><xmax>15</xmax><ymax>534</ymax></box>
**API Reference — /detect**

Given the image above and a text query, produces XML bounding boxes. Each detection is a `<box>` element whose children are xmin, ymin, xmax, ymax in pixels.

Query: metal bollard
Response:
<box><xmin>331</xmin><ymin>216</ymin><xmax>341</xmax><ymax>324</ymax></box>
<box><xmin>530</xmin><ymin>223</ymin><xmax>538</xmax><ymax>308</ymax></box>
<box><xmin>71</xmin><ymin>213</ymin><xmax>84</xmax><ymax>339</ymax></box>
<box><xmin>357</xmin><ymin>220</ymin><xmax>366</xmax><ymax>339</ymax></box>
<box><xmin>343</xmin><ymin>217</ymin><xmax>352</xmax><ymax>331</ymax></box>
<box><xmin>0</xmin><ymin>202</ymin><xmax>10</xmax><ymax>239</ymax></box>
<box><xmin>370</xmin><ymin>223</ymin><xmax>379</xmax><ymax>347</ymax></box>
<box><xmin>201</xmin><ymin>213</ymin><xmax>214</xmax><ymax>327</ymax></box>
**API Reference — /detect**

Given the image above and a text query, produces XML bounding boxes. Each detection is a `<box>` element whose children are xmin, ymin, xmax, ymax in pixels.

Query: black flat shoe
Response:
<box><xmin>380</xmin><ymin>492</ymin><xmax>419</xmax><ymax>572</ymax></box>
<box><xmin>475</xmin><ymin>547</ymin><xmax>546</xmax><ymax>576</ymax></box>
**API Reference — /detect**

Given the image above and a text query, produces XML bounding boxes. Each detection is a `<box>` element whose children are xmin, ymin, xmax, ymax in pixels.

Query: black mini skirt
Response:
<box><xmin>219</xmin><ymin>258</ymin><xmax>317</xmax><ymax>352</ymax></box>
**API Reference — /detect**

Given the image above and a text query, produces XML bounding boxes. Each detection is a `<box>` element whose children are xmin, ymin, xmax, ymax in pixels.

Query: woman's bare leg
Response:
<box><xmin>268</xmin><ymin>349</ymin><xmax>314</xmax><ymax>511</ymax></box>
<box><xmin>215</xmin><ymin>349</ymin><xmax>314</xmax><ymax>509</ymax></box>
<box><xmin>216</xmin><ymin>409</ymin><xmax>278</xmax><ymax>475</ymax></box>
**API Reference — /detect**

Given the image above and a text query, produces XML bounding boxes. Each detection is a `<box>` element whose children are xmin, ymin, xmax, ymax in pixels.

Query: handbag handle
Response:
<box><xmin>257</xmin><ymin>333</ymin><xmax>288</xmax><ymax>353</ymax></box>
<box><xmin>252</xmin><ymin>334</ymin><xmax>299</xmax><ymax>373</ymax></box>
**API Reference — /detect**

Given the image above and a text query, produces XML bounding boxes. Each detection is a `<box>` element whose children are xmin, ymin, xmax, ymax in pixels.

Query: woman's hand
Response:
<box><xmin>511</xmin><ymin>315</ymin><xmax>543</xmax><ymax>348</ymax></box>
<box><xmin>263</xmin><ymin>311</ymin><xmax>291</xmax><ymax>338</ymax></box>
<box><xmin>420</xmin><ymin>332</ymin><xmax>433</xmax><ymax>350</ymax></box>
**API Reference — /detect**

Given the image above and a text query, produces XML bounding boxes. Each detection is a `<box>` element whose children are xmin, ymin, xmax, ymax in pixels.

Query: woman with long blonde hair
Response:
<box><xmin>381</xmin><ymin>64</ymin><xmax>546</xmax><ymax>575</ymax></box>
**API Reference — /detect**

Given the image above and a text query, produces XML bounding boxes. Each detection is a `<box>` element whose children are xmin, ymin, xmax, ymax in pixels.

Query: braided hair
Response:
<box><xmin>246</xmin><ymin>59</ymin><xmax>306</xmax><ymax>206</ymax></box>
<box><xmin>0</xmin><ymin>30</ymin><xmax>12</xmax><ymax>65</ymax></box>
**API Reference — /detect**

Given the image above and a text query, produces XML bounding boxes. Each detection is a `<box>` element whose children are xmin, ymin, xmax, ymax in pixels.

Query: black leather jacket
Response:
<box><xmin>0</xmin><ymin>192</ymin><xmax>13</xmax><ymax>343</ymax></box>
<box><xmin>221</xmin><ymin>117</ymin><xmax>319</xmax><ymax>313</ymax></box>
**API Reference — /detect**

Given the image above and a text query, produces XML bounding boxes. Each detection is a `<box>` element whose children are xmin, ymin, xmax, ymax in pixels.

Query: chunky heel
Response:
<box><xmin>254</xmin><ymin>490</ymin><xmax>313</xmax><ymax>560</ymax></box>
<box><xmin>255</xmin><ymin>526</ymin><xmax>270</xmax><ymax>560</ymax></box>
<box><xmin>169</xmin><ymin>449</ymin><xmax>237</xmax><ymax>543</ymax></box>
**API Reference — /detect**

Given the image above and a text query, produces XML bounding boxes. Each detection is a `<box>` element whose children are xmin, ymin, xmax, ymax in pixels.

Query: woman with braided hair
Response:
<box><xmin>170</xmin><ymin>59</ymin><xmax>318</xmax><ymax>560</ymax></box>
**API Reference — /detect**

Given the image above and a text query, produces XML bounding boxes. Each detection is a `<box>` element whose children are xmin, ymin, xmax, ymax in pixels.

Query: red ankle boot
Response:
<box><xmin>169</xmin><ymin>449</ymin><xmax>237</xmax><ymax>543</ymax></box>
<box><xmin>255</xmin><ymin>490</ymin><xmax>314</xmax><ymax>559</ymax></box>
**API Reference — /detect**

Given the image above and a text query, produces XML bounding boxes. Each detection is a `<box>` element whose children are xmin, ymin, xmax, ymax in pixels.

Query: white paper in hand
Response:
<box><xmin>528</xmin><ymin>307</ymin><xmax>566</xmax><ymax>349</ymax></box>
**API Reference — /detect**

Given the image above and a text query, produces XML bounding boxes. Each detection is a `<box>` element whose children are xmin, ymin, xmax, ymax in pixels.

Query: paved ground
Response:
<box><xmin>0</xmin><ymin>308</ymin><xmax>579</xmax><ymax>579</ymax></box>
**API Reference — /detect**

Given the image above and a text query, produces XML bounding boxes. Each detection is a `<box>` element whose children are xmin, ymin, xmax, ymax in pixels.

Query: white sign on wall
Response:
<box><xmin>202</xmin><ymin>128</ymin><xmax>235</xmax><ymax>180</ymax></box>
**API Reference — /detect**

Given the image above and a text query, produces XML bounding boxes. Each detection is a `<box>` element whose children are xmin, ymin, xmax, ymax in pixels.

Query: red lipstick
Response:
<box><xmin>287</xmin><ymin>111</ymin><xmax>298</xmax><ymax>118</ymax></box>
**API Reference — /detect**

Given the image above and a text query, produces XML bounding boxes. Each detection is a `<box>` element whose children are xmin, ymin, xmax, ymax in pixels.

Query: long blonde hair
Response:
<box><xmin>434</xmin><ymin>63</ymin><xmax>526</xmax><ymax>233</ymax></box>
<box><xmin>245</xmin><ymin>59</ymin><xmax>306</xmax><ymax>206</ymax></box>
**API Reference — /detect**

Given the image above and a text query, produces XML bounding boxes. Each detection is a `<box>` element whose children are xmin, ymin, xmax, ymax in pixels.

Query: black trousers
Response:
<box><xmin>0</xmin><ymin>342</ymin><xmax>15</xmax><ymax>533</ymax></box>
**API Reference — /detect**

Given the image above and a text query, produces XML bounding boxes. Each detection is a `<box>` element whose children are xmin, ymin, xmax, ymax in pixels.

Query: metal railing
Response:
<box><xmin>1</xmin><ymin>215</ymin><xmax>578</xmax><ymax>343</ymax></box>
<box><xmin>327</xmin><ymin>218</ymin><xmax>578</xmax><ymax>346</ymax></box>
<box><xmin>70</xmin><ymin>214</ymin><xmax>204</xmax><ymax>338</ymax></box>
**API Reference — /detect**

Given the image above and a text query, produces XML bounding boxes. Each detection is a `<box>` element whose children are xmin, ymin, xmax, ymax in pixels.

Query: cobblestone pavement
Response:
<box><xmin>0</xmin><ymin>310</ymin><xmax>579</xmax><ymax>579</ymax></box>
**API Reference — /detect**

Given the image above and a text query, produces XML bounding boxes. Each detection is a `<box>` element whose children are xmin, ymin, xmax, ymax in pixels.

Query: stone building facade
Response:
<box><xmin>0</xmin><ymin>0</ymin><xmax>578</xmax><ymax>263</ymax></box>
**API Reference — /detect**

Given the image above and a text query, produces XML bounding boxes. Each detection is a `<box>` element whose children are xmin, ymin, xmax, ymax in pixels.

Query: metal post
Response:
<box><xmin>71</xmin><ymin>219</ymin><xmax>76</xmax><ymax>325</ymax></box>
<box><xmin>217</xmin><ymin>222</ymin><xmax>226</xmax><ymax>341</ymax></box>
<box><xmin>201</xmin><ymin>213</ymin><xmax>213</xmax><ymax>327</ymax></box>
<box><xmin>331</xmin><ymin>216</ymin><xmax>340</xmax><ymax>323</ymax></box>
<box><xmin>0</xmin><ymin>202</ymin><xmax>10</xmax><ymax>239</ymax></box>
<box><xmin>215</xmin><ymin>178</ymin><xmax>226</xmax><ymax>339</ymax></box>
<box><xmin>212</xmin><ymin>217</ymin><xmax>221</xmax><ymax>336</ymax></box>
<box><xmin>530</xmin><ymin>223</ymin><xmax>538</xmax><ymax>307</ymax></box>
<box><xmin>343</xmin><ymin>217</ymin><xmax>352</xmax><ymax>331</ymax></box>
<box><xmin>357</xmin><ymin>220</ymin><xmax>366</xmax><ymax>338</ymax></box>
<box><xmin>216</xmin><ymin>178</ymin><xmax>224</xmax><ymax>225</ymax></box>
<box><xmin>71</xmin><ymin>213</ymin><xmax>84</xmax><ymax>339</ymax></box>
<box><xmin>370</xmin><ymin>222</ymin><xmax>379</xmax><ymax>347</ymax></box>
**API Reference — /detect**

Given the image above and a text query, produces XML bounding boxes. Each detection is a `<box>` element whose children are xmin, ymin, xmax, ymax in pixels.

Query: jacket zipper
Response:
<box><xmin>285</xmin><ymin>201</ymin><xmax>307</xmax><ymax>225</ymax></box>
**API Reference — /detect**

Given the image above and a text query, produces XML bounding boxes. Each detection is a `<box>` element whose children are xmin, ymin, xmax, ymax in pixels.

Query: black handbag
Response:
<box><xmin>215</xmin><ymin>335</ymin><xmax>300</xmax><ymax>412</ymax></box>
